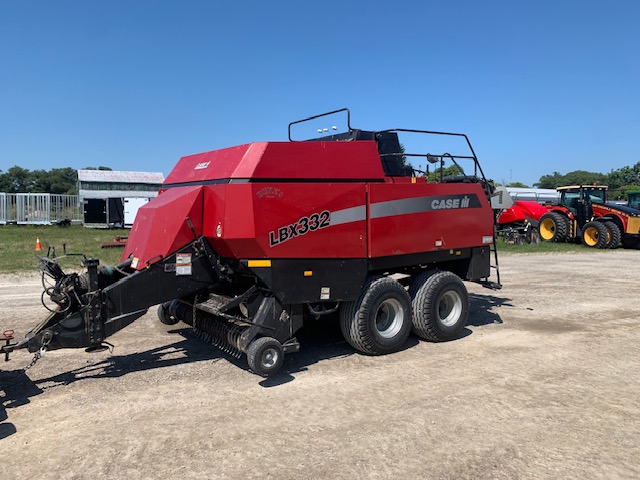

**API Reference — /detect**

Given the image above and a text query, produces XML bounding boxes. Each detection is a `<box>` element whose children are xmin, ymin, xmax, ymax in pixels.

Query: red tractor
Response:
<box><xmin>2</xmin><ymin>109</ymin><xmax>502</xmax><ymax>377</ymax></box>
<box><xmin>539</xmin><ymin>185</ymin><xmax>640</xmax><ymax>248</ymax></box>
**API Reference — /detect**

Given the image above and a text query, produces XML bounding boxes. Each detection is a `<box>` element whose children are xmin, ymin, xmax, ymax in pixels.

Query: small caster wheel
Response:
<box><xmin>157</xmin><ymin>302</ymin><xmax>179</xmax><ymax>325</ymax></box>
<box><xmin>247</xmin><ymin>337</ymin><xmax>284</xmax><ymax>377</ymax></box>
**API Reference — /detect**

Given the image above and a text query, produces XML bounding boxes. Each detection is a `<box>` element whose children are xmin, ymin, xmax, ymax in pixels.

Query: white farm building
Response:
<box><xmin>78</xmin><ymin>170</ymin><xmax>164</xmax><ymax>227</ymax></box>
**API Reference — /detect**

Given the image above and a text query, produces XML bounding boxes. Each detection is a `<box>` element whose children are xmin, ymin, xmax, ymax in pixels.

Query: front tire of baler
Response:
<box><xmin>247</xmin><ymin>337</ymin><xmax>284</xmax><ymax>377</ymax></box>
<box><xmin>410</xmin><ymin>270</ymin><xmax>469</xmax><ymax>342</ymax></box>
<box><xmin>157</xmin><ymin>302</ymin><xmax>179</xmax><ymax>325</ymax></box>
<box><xmin>339</xmin><ymin>276</ymin><xmax>412</xmax><ymax>355</ymax></box>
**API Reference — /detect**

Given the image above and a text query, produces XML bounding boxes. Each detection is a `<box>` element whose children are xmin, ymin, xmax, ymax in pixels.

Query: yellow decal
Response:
<box><xmin>248</xmin><ymin>260</ymin><xmax>272</xmax><ymax>268</ymax></box>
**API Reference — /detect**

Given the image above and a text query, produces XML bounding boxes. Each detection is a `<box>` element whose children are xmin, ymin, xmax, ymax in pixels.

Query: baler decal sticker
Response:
<box><xmin>267</xmin><ymin>194</ymin><xmax>481</xmax><ymax>248</ymax></box>
<box><xmin>269</xmin><ymin>210</ymin><xmax>331</xmax><ymax>247</ymax></box>
<box><xmin>370</xmin><ymin>194</ymin><xmax>482</xmax><ymax>219</ymax></box>
<box><xmin>330</xmin><ymin>205</ymin><xmax>366</xmax><ymax>226</ymax></box>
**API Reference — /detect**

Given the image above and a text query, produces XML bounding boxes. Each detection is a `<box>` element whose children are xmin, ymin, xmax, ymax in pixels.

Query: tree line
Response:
<box><xmin>3</xmin><ymin>161</ymin><xmax>640</xmax><ymax>200</ymax></box>
<box><xmin>0</xmin><ymin>165</ymin><xmax>112</xmax><ymax>195</ymax></box>
<box><xmin>506</xmin><ymin>162</ymin><xmax>640</xmax><ymax>200</ymax></box>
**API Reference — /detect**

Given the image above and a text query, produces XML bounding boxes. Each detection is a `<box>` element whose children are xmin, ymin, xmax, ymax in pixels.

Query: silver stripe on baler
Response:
<box><xmin>370</xmin><ymin>194</ymin><xmax>481</xmax><ymax>219</ymax></box>
<box><xmin>330</xmin><ymin>205</ymin><xmax>367</xmax><ymax>226</ymax></box>
<box><xmin>329</xmin><ymin>194</ymin><xmax>481</xmax><ymax>227</ymax></box>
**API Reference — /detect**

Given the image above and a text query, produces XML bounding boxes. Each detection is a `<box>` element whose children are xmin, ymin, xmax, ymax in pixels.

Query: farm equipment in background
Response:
<box><xmin>496</xmin><ymin>200</ymin><xmax>548</xmax><ymax>244</ymax></box>
<box><xmin>538</xmin><ymin>185</ymin><xmax>640</xmax><ymax>248</ymax></box>
<box><xmin>627</xmin><ymin>190</ymin><xmax>640</xmax><ymax>211</ymax></box>
<box><xmin>2</xmin><ymin>109</ymin><xmax>504</xmax><ymax>377</ymax></box>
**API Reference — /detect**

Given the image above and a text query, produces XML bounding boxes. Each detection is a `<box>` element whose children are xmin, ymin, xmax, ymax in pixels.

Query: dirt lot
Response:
<box><xmin>1</xmin><ymin>251</ymin><xmax>639</xmax><ymax>479</ymax></box>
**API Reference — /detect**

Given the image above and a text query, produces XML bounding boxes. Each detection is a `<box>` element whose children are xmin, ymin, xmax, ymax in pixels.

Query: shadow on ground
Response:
<box><xmin>468</xmin><ymin>292</ymin><xmax>513</xmax><ymax>326</ymax></box>
<box><xmin>1</xmin><ymin>293</ymin><xmax>514</xmax><ymax>404</ymax></box>
<box><xmin>0</xmin><ymin>369</ymin><xmax>43</xmax><ymax>440</ymax></box>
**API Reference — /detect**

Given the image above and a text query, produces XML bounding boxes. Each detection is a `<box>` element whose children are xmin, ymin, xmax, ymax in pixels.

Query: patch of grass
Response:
<box><xmin>0</xmin><ymin>224</ymin><xmax>128</xmax><ymax>273</ymax></box>
<box><xmin>0</xmin><ymin>224</ymin><xmax>623</xmax><ymax>274</ymax></box>
<box><xmin>496</xmin><ymin>236</ymin><xmax>604</xmax><ymax>254</ymax></box>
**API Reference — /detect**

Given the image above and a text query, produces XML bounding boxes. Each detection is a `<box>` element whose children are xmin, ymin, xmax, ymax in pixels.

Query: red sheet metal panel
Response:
<box><xmin>164</xmin><ymin>144</ymin><xmax>267</xmax><ymax>185</ymax></box>
<box><xmin>368</xmin><ymin>183</ymin><xmax>494</xmax><ymax>258</ymax></box>
<box><xmin>122</xmin><ymin>186</ymin><xmax>204</xmax><ymax>269</ymax></box>
<box><xmin>163</xmin><ymin>141</ymin><xmax>385</xmax><ymax>185</ymax></box>
<box><xmin>203</xmin><ymin>182</ymin><xmax>367</xmax><ymax>259</ymax></box>
<box><xmin>245</xmin><ymin>142</ymin><xmax>384</xmax><ymax>180</ymax></box>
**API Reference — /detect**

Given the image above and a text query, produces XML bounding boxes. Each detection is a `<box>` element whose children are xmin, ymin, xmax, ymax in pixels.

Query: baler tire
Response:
<box><xmin>157</xmin><ymin>302</ymin><xmax>179</xmax><ymax>325</ymax></box>
<box><xmin>410</xmin><ymin>270</ymin><xmax>469</xmax><ymax>342</ymax></box>
<box><xmin>582</xmin><ymin>221</ymin><xmax>608</xmax><ymax>249</ymax></box>
<box><xmin>603</xmin><ymin>221</ymin><xmax>621</xmax><ymax>249</ymax></box>
<box><xmin>247</xmin><ymin>337</ymin><xmax>284</xmax><ymax>377</ymax></box>
<box><xmin>339</xmin><ymin>276</ymin><xmax>412</xmax><ymax>355</ymax></box>
<box><xmin>408</xmin><ymin>269</ymin><xmax>439</xmax><ymax>298</ymax></box>
<box><xmin>539</xmin><ymin>212</ymin><xmax>568</xmax><ymax>243</ymax></box>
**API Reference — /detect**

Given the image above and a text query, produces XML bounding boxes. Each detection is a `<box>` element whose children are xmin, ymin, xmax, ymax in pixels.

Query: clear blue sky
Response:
<box><xmin>1</xmin><ymin>0</ymin><xmax>638</xmax><ymax>187</ymax></box>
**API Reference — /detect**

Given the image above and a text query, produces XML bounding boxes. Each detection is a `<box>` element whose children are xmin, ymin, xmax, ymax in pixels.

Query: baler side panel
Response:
<box><xmin>248</xmin><ymin>142</ymin><xmax>385</xmax><ymax>180</ymax></box>
<box><xmin>163</xmin><ymin>143</ymin><xmax>267</xmax><ymax>185</ymax></box>
<box><xmin>254</xmin><ymin>183</ymin><xmax>367</xmax><ymax>259</ymax></box>
<box><xmin>204</xmin><ymin>183</ymin><xmax>368</xmax><ymax>259</ymax></box>
<box><xmin>122</xmin><ymin>186</ymin><xmax>204</xmax><ymax>268</ymax></box>
<box><xmin>203</xmin><ymin>183</ymin><xmax>267</xmax><ymax>259</ymax></box>
<box><xmin>368</xmin><ymin>183</ymin><xmax>494</xmax><ymax>257</ymax></box>
<box><xmin>202</xmin><ymin>185</ymin><xmax>235</xmax><ymax>258</ymax></box>
<box><xmin>163</xmin><ymin>141</ymin><xmax>385</xmax><ymax>186</ymax></box>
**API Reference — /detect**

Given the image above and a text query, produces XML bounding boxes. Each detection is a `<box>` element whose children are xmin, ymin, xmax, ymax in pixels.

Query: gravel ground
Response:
<box><xmin>1</xmin><ymin>250</ymin><xmax>639</xmax><ymax>479</ymax></box>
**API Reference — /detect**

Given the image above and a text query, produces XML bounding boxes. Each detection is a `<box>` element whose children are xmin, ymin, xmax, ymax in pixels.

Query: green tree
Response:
<box><xmin>0</xmin><ymin>166</ymin><xmax>83</xmax><ymax>194</ymax></box>
<box><xmin>0</xmin><ymin>166</ymin><xmax>31</xmax><ymax>193</ymax></box>
<box><xmin>427</xmin><ymin>164</ymin><xmax>463</xmax><ymax>183</ymax></box>
<box><xmin>607</xmin><ymin>166</ymin><xmax>638</xmax><ymax>190</ymax></box>
<box><xmin>534</xmin><ymin>171</ymin><xmax>565</xmax><ymax>189</ymax></box>
<box><xmin>535</xmin><ymin>170</ymin><xmax>607</xmax><ymax>188</ymax></box>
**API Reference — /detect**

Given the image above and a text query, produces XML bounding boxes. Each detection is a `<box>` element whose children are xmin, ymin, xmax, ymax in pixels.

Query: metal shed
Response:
<box><xmin>77</xmin><ymin>170</ymin><xmax>164</xmax><ymax>227</ymax></box>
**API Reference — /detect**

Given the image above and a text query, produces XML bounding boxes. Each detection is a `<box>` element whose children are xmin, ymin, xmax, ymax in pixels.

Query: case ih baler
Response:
<box><xmin>3</xmin><ymin>110</ymin><xmax>502</xmax><ymax>377</ymax></box>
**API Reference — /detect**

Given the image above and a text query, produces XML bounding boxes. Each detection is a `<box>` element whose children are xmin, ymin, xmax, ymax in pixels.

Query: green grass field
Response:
<box><xmin>0</xmin><ymin>223</ymin><xmax>603</xmax><ymax>274</ymax></box>
<box><xmin>0</xmin><ymin>224</ymin><xmax>129</xmax><ymax>273</ymax></box>
<box><xmin>495</xmin><ymin>236</ymin><xmax>595</xmax><ymax>254</ymax></box>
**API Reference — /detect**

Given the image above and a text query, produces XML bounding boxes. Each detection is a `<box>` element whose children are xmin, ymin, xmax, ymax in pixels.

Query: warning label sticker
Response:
<box><xmin>176</xmin><ymin>253</ymin><xmax>192</xmax><ymax>276</ymax></box>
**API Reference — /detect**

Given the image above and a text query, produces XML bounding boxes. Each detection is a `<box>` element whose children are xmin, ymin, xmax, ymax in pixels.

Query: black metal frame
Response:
<box><xmin>288</xmin><ymin>108</ymin><xmax>352</xmax><ymax>142</ymax></box>
<box><xmin>288</xmin><ymin>108</ymin><xmax>489</xmax><ymax>187</ymax></box>
<box><xmin>22</xmin><ymin>237</ymin><xmax>220</xmax><ymax>353</ymax></box>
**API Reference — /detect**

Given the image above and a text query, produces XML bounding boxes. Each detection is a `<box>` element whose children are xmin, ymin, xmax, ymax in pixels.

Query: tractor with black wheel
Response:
<box><xmin>539</xmin><ymin>185</ymin><xmax>640</xmax><ymax>249</ymax></box>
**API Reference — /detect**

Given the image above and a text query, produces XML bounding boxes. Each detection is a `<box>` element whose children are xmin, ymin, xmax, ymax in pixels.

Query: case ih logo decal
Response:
<box><xmin>430</xmin><ymin>195</ymin><xmax>472</xmax><ymax>210</ymax></box>
<box><xmin>370</xmin><ymin>194</ymin><xmax>482</xmax><ymax>218</ymax></box>
<box><xmin>269</xmin><ymin>210</ymin><xmax>331</xmax><ymax>247</ymax></box>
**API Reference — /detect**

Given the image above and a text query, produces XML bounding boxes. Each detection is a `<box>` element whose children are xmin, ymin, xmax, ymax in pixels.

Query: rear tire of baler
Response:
<box><xmin>582</xmin><ymin>221</ymin><xmax>608</xmax><ymax>248</ymax></box>
<box><xmin>539</xmin><ymin>212</ymin><xmax>568</xmax><ymax>242</ymax></box>
<box><xmin>603</xmin><ymin>221</ymin><xmax>621</xmax><ymax>249</ymax></box>
<box><xmin>157</xmin><ymin>302</ymin><xmax>179</xmax><ymax>325</ymax></box>
<box><xmin>340</xmin><ymin>276</ymin><xmax>412</xmax><ymax>355</ymax></box>
<box><xmin>247</xmin><ymin>337</ymin><xmax>284</xmax><ymax>377</ymax></box>
<box><xmin>410</xmin><ymin>270</ymin><xmax>469</xmax><ymax>342</ymax></box>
